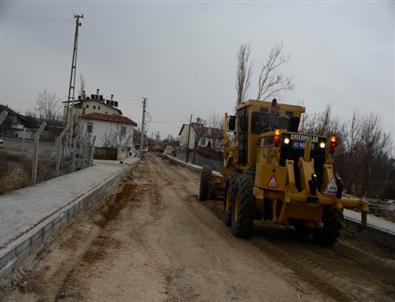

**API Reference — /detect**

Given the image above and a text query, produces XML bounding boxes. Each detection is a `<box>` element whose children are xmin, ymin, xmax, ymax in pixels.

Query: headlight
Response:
<box><xmin>284</xmin><ymin>137</ymin><xmax>290</xmax><ymax>144</ymax></box>
<box><xmin>319</xmin><ymin>142</ymin><xmax>325</xmax><ymax>149</ymax></box>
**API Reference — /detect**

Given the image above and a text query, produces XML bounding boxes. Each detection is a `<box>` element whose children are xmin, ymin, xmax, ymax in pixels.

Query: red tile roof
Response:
<box><xmin>81</xmin><ymin>113</ymin><xmax>137</xmax><ymax>126</ymax></box>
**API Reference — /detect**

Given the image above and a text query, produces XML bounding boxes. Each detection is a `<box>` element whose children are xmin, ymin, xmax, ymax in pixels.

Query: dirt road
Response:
<box><xmin>4</xmin><ymin>154</ymin><xmax>395</xmax><ymax>302</ymax></box>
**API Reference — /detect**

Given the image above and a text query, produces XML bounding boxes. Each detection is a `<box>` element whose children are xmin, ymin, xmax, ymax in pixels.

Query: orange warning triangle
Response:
<box><xmin>267</xmin><ymin>175</ymin><xmax>278</xmax><ymax>188</ymax></box>
<box><xmin>324</xmin><ymin>177</ymin><xmax>337</xmax><ymax>196</ymax></box>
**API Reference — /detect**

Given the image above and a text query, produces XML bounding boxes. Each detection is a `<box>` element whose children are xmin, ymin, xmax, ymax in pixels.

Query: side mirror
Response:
<box><xmin>228</xmin><ymin>115</ymin><xmax>236</xmax><ymax>131</ymax></box>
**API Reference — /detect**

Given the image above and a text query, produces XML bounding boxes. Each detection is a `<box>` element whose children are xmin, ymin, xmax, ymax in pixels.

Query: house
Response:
<box><xmin>80</xmin><ymin>113</ymin><xmax>137</xmax><ymax>150</ymax></box>
<box><xmin>195</xmin><ymin>127</ymin><xmax>223</xmax><ymax>151</ymax></box>
<box><xmin>0</xmin><ymin>104</ymin><xmax>66</xmax><ymax>141</ymax></box>
<box><xmin>178</xmin><ymin>123</ymin><xmax>223</xmax><ymax>151</ymax></box>
<box><xmin>63</xmin><ymin>89</ymin><xmax>122</xmax><ymax>122</ymax></box>
<box><xmin>179</xmin><ymin>123</ymin><xmax>196</xmax><ymax>150</ymax></box>
<box><xmin>0</xmin><ymin>104</ymin><xmax>32</xmax><ymax>138</ymax></box>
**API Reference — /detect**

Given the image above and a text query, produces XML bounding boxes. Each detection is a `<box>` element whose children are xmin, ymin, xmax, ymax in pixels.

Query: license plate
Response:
<box><xmin>292</xmin><ymin>141</ymin><xmax>315</xmax><ymax>150</ymax></box>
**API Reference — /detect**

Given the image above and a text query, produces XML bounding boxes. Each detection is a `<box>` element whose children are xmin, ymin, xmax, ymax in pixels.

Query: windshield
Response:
<box><xmin>251</xmin><ymin>111</ymin><xmax>301</xmax><ymax>133</ymax></box>
<box><xmin>252</xmin><ymin>112</ymin><xmax>292</xmax><ymax>133</ymax></box>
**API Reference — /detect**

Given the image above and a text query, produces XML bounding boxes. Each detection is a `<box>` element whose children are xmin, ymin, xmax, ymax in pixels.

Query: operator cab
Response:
<box><xmin>229</xmin><ymin>99</ymin><xmax>331</xmax><ymax>192</ymax></box>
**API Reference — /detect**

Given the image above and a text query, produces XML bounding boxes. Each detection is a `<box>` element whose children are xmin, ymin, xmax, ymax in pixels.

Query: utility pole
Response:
<box><xmin>65</xmin><ymin>14</ymin><xmax>83</xmax><ymax>139</ymax></box>
<box><xmin>139</xmin><ymin>97</ymin><xmax>147</xmax><ymax>158</ymax></box>
<box><xmin>185</xmin><ymin>114</ymin><xmax>192</xmax><ymax>163</ymax></box>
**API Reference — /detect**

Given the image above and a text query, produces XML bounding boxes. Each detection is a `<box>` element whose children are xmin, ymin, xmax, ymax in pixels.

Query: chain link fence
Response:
<box><xmin>0</xmin><ymin>111</ymin><xmax>95</xmax><ymax>194</ymax></box>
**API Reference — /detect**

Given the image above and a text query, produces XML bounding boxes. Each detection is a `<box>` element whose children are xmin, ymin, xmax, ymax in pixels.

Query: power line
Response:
<box><xmin>150</xmin><ymin>120</ymin><xmax>186</xmax><ymax>129</ymax></box>
<box><xmin>3</xmin><ymin>16</ymin><xmax>73</xmax><ymax>24</ymax></box>
<box><xmin>150</xmin><ymin>118</ymin><xmax>189</xmax><ymax>123</ymax></box>
<box><xmin>66</xmin><ymin>0</ymin><xmax>139</xmax><ymax>101</ymax></box>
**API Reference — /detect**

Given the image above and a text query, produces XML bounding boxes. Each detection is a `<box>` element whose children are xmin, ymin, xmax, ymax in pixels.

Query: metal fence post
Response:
<box><xmin>117</xmin><ymin>146</ymin><xmax>121</xmax><ymax>161</ymax></box>
<box><xmin>22</xmin><ymin>128</ymin><xmax>26</xmax><ymax>155</ymax></box>
<box><xmin>55</xmin><ymin>137</ymin><xmax>61</xmax><ymax>176</ymax></box>
<box><xmin>71</xmin><ymin>137</ymin><xmax>77</xmax><ymax>172</ymax></box>
<box><xmin>82</xmin><ymin>142</ymin><xmax>87</xmax><ymax>168</ymax></box>
<box><xmin>89</xmin><ymin>136</ymin><xmax>96</xmax><ymax>166</ymax></box>
<box><xmin>55</xmin><ymin>124</ymin><xmax>70</xmax><ymax>176</ymax></box>
<box><xmin>31</xmin><ymin>122</ymin><xmax>47</xmax><ymax>185</ymax></box>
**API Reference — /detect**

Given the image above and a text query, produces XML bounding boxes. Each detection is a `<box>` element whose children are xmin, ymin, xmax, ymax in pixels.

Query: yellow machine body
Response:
<box><xmin>221</xmin><ymin>100</ymin><xmax>368</xmax><ymax>230</ymax></box>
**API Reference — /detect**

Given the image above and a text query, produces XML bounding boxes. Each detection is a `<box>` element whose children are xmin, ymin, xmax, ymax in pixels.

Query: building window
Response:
<box><xmin>200</xmin><ymin>138</ymin><xmax>206</xmax><ymax>145</ymax></box>
<box><xmin>86</xmin><ymin>105</ymin><xmax>89</xmax><ymax>108</ymax></box>
<box><xmin>93</xmin><ymin>105</ymin><xmax>96</xmax><ymax>109</ymax></box>
<box><xmin>105</xmin><ymin>111</ymin><xmax>108</xmax><ymax>114</ymax></box>
<box><xmin>120</xmin><ymin>126</ymin><xmax>126</xmax><ymax>137</ymax></box>
<box><xmin>87</xmin><ymin>121</ymin><xmax>93</xmax><ymax>133</ymax></box>
<box><xmin>98</xmin><ymin>106</ymin><xmax>101</xmax><ymax>110</ymax></box>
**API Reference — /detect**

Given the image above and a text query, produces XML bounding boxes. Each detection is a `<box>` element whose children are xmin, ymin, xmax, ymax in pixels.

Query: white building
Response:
<box><xmin>80</xmin><ymin>113</ymin><xmax>137</xmax><ymax>148</ymax></box>
<box><xmin>63</xmin><ymin>90</ymin><xmax>122</xmax><ymax>122</ymax></box>
<box><xmin>178</xmin><ymin>123</ymin><xmax>223</xmax><ymax>151</ymax></box>
<box><xmin>178</xmin><ymin>124</ymin><xmax>196</xmax><ymax>150</ymax></box>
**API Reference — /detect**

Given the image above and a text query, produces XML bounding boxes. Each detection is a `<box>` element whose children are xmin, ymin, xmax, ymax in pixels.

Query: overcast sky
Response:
<box><xmin>1</xmin><ymin>0</ymin><xmax>394</xmax><ymax>141</ymax></box>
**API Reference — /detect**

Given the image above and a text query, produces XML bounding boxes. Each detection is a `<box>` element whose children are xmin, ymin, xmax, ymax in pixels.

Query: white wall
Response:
<box><xmin>81</xmin><ymin>100</ymin><xmax>120</xmax><ymax>115</ymax></box>
<box><xmin>198</xmin><ymin>137</ymin><xmax>222</xmax><ymax>151</ymax></box>
<box><xmin>81</xmin><ymin>119</ymin><xmax>134</xmax><ymax>148</ymax></box>
<box><xmin>63</xmin><ymin>100</ymin><xmax>120</xmax><ymax>122</ymax></box>
<box><xmin>179</xmin><ymin>124</ymin><xmax>195</xmax><ymax>149</ymax></box>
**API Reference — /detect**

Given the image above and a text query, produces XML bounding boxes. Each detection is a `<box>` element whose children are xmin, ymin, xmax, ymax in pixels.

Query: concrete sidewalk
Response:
<box><xmin>344</xmin><ymin>209</ymin><xmax>395</xmax><ymax>235</ymax></box>
<box><xmin>0</xmin><ymin>158</ymin><xmax>138</xmax><ymax>257</ymax></box>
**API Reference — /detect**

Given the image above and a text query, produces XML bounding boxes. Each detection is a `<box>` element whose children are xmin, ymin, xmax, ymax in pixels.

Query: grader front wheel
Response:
<box><xmin>313</xmin><ymin>207</ymin><xmax>343</xmax><ymax>246</ymax></box>
<box><xmin>199</xmin><ymin>168</ymin><xmax>212</xmax><ymax>201</ymax></box>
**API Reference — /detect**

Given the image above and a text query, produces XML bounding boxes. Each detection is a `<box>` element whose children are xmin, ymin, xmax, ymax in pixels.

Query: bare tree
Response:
<box><xmin>256</xmin><ymin>44</ymin><xmax>293</xmax><ymax>100</ymax></box>
<box><xmin>300</xmin><ymin>105</ymin><xmax>394</xmax><ymax>198</ymax></box>
<box><xmin>206</xmin><ymin>113</ymin><xmax>224</xmax><ymax>130</ymax></box>
<box><xmin>102</xmin><ymin>124</ymin><xmax>133</xmax><ymax>149</ymax></box>
<box><xmin>35</xmin><ymin>90</ymin><xmax>61</xmax><ymax>121</ymax></box>
<box><xmin>236</xmin><ymin>44</ymin><xmax>253</xmax><ymax>105</ymax></box>
<box><xmin>300</xmin><ymin>104</ymin><xmax>340</xmax><ymax>137</ymax></box>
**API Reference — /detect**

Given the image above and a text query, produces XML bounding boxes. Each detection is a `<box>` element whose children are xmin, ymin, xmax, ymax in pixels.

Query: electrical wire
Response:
<box><xmin>66</xmin><ymin>0</ymin><xmax>140</xmax><ymax>104</ymax></box>
<box><xmin>150</xmin><ymin>120</ymin><xmax>185</xmax><ymax>129</ymax></box>
<box><xmin>3</xmin><ymin>16</ymin><xmax>73</xmax><ymax>24</ymax></box>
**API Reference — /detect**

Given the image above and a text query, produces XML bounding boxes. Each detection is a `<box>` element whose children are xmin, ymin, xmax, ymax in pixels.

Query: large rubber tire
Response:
<box><xmin>231</xmin><ymin>175</ymin><xmax>255</xmax><ymax>238</ymax></box>
<box><xmin>313</xmin><ymin>207</ymin><xmax>343</xmax><ymax>247</ymax></box>
<box><xmin>223</xmin><ymin>173</ymin><xmax>238</xmax><ymax>226</ymax></box>
<box><xmin>199</xmin><ymin>168</ymin><xmax>212</xmax><ymax>201</ymax></box>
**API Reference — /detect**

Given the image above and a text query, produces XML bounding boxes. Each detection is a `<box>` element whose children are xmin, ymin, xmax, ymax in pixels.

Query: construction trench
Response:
<box><xmin>1</xmin><ymin>153</ymin><xmax>394</xmax><ymax>302</ymax></box>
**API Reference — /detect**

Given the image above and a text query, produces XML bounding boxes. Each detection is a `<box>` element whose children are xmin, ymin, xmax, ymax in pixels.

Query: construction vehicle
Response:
<box><xmin>199</xmin><ymin>99</ymin><xmax>368</xmax><ymax>246</ymax></box>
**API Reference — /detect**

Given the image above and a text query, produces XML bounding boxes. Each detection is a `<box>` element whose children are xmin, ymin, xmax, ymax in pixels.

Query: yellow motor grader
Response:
<box><xmin>199</xmin><ymin>99</ymin><xmax>368</xmax><ymax>246</ymax></box>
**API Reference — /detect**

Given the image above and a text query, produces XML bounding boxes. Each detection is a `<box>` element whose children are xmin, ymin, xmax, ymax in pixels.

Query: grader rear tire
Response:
<box><xmin>231</xmin><ymin>175</ymin><xmax>255</xmax><ymax>238</ymax></box>
<box><xmin>199</xmin><ymin>168</ymin><xmax>212</xmax><ymax>201</ymax></box>
<box><xmin>313</xmin><ymin>207</ymin><xmax>343</xmax><ymax>246</ymax></box>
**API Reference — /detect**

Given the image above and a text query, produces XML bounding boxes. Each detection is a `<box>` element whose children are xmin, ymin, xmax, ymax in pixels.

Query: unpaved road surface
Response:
<box><xmin>3</xmin><ymin>153</ymin><xmax>395</xmax><ymax>302</ymax></box>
